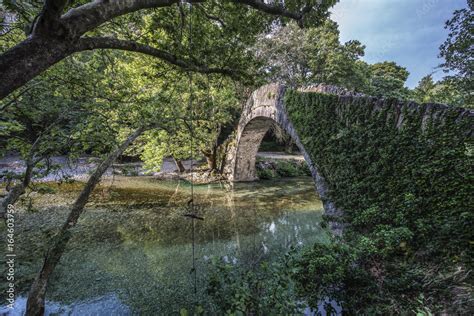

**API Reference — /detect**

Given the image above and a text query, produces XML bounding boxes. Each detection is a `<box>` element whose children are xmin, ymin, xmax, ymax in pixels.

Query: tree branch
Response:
<box><xmin>62</xmin><ymin>0</ymin><xmax>315</xmax><ymax>37</ymax></box>
<box><xmin>0</xmin><ymin>0</ymin><xmax>325</xmax><ymax>99</ymax></box>
<box><xmin>75</xmin><ymin>36</ymin><xmax>238</xmax><ymax>77</ymax></box>
<box><xmin>62</xmin><ymin>0</ymin><xmax>202</xmax><ymax>36</ymax></box>
<box><xmin>231</xmin><ymin>0</ymin><xmax>304</xmax><ymax>20</ymax></box>
<box><xmin>31</xmin><ymin>0</ymin><xmax>69</xmax><ymax>35</ymax></box>
<box><xmin>196</xmin><ymin>4</ymin><xmax>226</xmax><ymax>27</ymax></box>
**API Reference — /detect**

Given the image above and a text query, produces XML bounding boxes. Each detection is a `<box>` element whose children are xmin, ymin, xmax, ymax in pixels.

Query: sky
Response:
<box><xmin>331</xmin><ymin>0</ymin><xmax>468</xmax><ymax>88</ymax></box>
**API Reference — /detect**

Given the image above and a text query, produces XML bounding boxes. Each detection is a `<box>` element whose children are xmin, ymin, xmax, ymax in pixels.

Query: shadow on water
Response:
<box><xmin>0</xmin><ymin>176</ymin><xmax>332</xmax><ymax>314</ymax></box>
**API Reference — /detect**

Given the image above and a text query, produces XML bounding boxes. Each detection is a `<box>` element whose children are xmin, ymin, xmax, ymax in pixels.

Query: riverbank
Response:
<box><xmin>0</xmin><ymin>152</ymin><xmax>309</xmax><ymax>186</ymax></box>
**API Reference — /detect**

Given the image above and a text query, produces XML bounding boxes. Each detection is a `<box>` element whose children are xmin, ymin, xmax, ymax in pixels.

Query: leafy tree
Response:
<box><xmin>369</xmin><ymin>61</ymin><xmax>411</xmax><ymax>99</ymax></box>
<box><xmin>0</xmin><ymin>53</ymin><xmax>121</xmax><ymax>219</ymax></box>
<box><xmin>438</xmin><ymin>0</ymin><xmax>473</xmax><ymax>107</ymax></box>
<box><xmin>412</xmin><ymin>74</ymin><xmax>438</xmax><ymax>103</ymax></box>
<box><xmin>254</xmin><ymin>20</ymin><xmax>369</xmax><ymax>91</ymax></box>
<box><xmin>409</xmin><ymin>1</ymin><xmax>472</xmax><ymax>108</ymax></box>
<box><xmin>411</xmin><ymin>74</ymin><xmax>465</xmax><ymax>106</ymax></box>
<box><xmin>86</xmin><ymin>45</ymin><xmax>244</xmax><ymax>173</ymax></box>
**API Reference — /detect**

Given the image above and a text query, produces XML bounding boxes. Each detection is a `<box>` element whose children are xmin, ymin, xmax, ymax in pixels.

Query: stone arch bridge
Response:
<box><xmin>225</xmin><ymin>83</ymin><xmax>473</xmax><ymax>223</ymax></box>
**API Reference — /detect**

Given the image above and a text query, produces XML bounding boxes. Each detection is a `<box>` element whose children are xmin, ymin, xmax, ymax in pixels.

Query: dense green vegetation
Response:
<box><xmin>206</xmin><ymin>250</ymin><xmax>302</xmax><ymax>314</ymax></box>
<box><xmin>437</xmin><ymin>0</ymin><xmax>473</xmax><ymax>108</ymax></box>
<box><xmin>284</xmin><ymin>90</ymin><xmax>473</xmax><ymax>313</ymax></box>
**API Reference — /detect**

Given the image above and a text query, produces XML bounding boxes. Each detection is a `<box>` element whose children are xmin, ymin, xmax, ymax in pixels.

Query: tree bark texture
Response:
<box><xmin>173</xmin><ymin>157</ymin><xmax>186</xmax><ymax>173</ymax></box>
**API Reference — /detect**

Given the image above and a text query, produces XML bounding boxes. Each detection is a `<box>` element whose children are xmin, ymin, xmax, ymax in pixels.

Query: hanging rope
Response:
<box><xmin>181</xmin><ymin>0</ymin><xmax>203</xmax><ymax>297</ymax></box>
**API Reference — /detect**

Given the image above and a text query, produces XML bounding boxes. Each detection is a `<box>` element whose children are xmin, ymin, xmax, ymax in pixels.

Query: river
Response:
<box><xmin>1</xmin><ymin>176</ymin><xmax>329</xmax><ymax>315</ymax></box>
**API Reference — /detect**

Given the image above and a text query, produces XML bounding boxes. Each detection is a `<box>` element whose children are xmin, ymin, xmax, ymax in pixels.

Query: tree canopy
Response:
<box><xmin>0</xmin><ymin>0</ymin><xmax>338</xmax><ymax>99</ymax></box>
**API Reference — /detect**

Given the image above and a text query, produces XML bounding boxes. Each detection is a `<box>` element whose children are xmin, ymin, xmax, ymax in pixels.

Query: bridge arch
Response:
<box><xmin>225</xmin><ymin>83</ymin><xmax>341</xmax><ymax>224</ymax></box>
<box><xmin>232</xmin><ymin>116</ymin><xmax>275</xmax><ymax>181</ymax></box>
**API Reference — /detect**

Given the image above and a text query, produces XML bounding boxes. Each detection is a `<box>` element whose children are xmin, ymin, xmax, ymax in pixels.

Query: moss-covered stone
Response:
<box><xmin>284</xmin><ymin>89</ymin><xmax>474</xmax><ymax>313</ymax></box>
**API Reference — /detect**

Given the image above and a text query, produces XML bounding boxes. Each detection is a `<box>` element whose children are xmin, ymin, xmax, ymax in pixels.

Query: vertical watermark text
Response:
<box><xmin>5</xmin><ymin>204</ymin><xmax>16</xmax><ymax>309</ymax></box>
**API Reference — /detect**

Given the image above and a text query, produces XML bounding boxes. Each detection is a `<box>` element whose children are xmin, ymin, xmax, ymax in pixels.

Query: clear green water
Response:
<box><xmin>1</xmin><ymin>176</ymin><xmax>328</xmax><ymax>314</ymax></box>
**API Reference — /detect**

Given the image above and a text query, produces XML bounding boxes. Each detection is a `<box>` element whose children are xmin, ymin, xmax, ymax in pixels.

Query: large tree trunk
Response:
<box><xmin>0</xmin><ymin>36</ymin><xmax>72</xmax><ymax>100</ymax></box>
<box><xmin>202</xmin><ymin>148</ymin><xmax>217</xmax><ymax>171</ymax></box>
<box><xmin>173</xmin><ymin>157</ymin><xmax>186</xmax><ymax>173</ymax></box>
<box><xmin>25</xmin><ymin>127</ymin><xmax>144</xmax><ymax>316</ymax></box>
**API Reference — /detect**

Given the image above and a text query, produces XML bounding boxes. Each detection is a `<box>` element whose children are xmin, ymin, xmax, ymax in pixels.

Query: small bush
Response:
<box><xmin>35</xmin><ymin>185</ymin><xmax>57</xmax><ymax>195</ymax></box>
<box><xmin>256</xmin><ymin>167</ymin><xmax>276</xmax><ymax>179</ymax></box>
<box><xmin>206</xmin><ymin>254</ymin><xmax>302</xmax><ymax>314</ymax></box>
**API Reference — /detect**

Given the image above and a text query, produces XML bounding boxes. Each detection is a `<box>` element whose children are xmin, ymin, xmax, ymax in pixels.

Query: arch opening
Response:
<box><xmin>232</xmin><ymin>115</ymin><xmax>308</xmax><ymax>182</ymax></box>
<box><xmin>224</xmin><ymin>83</ymin><xmax>342</xmax><ymax>233</ymax></box>
<box><xmin>233</xmin><ymin>116</ymin><xmax>275</xmax><ymax>181</ymax></box>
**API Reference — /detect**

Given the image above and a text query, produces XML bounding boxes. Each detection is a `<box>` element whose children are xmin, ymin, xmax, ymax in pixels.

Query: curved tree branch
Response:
<box><xmin>62</xmin><ymin>0</ymin><xmax>314</xmax><ymax>36</ymax></box>
<box><xmin>62</xmin><ymin>0</ymin><xmax>188</xmax><ymax>36</ymax></box>
<box><xmin>75</xmin><ymin>36</ymin><xmax>239</xmax><ymax>77</ymax></box>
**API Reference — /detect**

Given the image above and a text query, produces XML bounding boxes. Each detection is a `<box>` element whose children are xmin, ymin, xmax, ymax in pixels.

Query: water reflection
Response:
<box><xmin>1</xmin><ymin>176</ymin><xmax>327</xmax><ymax>314</ymax></box>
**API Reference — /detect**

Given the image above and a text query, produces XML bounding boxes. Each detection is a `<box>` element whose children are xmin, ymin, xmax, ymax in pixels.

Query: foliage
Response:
<box><xmin>368</xmin><ymin>61</ymin><xmax>411</xmax><ymax>100</ymax></box>
<box><xmin>412</xmin><ymin>75</ymin><xmax>468</xmax><ymax>107</ymax></box>
<box><xmin>0</xmin><ymin>0</ymin><xmax>339</xmax><ymax>98</ymax></box>
<box><xmin>256</xmin><ymin>159</ymin><xmax>311</xmax><ymax>179</ymax></box>
<box><xmin>275</xmin><ymin>160</ymin><xmax>309</xmax><ymax>177</ymax></box>
<box><xmin>254</xmin><ymin>20</ymin><xmax>369</xmax><ymax>91</ymax></box>
<box><xmin>291</xmin><ymin>242</ymin><xmax>377</xmax><ymax>312</ymax></box>
<box><xmin>136</xmin><ymin>71</ymin><xmax>242</xmax><ymax>172</ymax></box>
<box><xmin>256</xmin><ymin>166</ymin><xmax>275</xmax><ymax>180</ymax></box>
<box><xmin>206</xmin><ymin>253</ymin><xmax>302</xmax><ymax>314</ymax></box>
<box><xmin>411</xmin><ymin>0</ymin><xmax>473</xmax><ymax>110</ymax></box>
<box><xmin>0</xmin><ymin>54</ymin><xmax>121</xmax><ymax>186</ymax></box>
<box><xmin>438</xmin><ymin>0</ymin><xmax>473</xmax><ymax>108</ymax></box>
<box><xmin>285</xmin><ymin>90</ymin><xmax>473</xmax><ymax>313</ymax></box>
<box><xmin>412</xmin><ymin>75</ymin><xmax>441</xmax><ymax>103</ymax></box>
